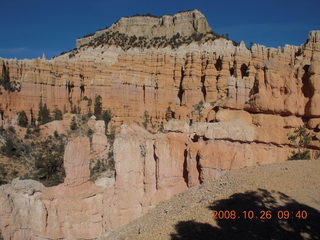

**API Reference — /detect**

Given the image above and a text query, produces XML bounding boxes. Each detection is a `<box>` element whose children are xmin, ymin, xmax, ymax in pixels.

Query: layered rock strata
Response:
<box><xmin>1</xmin><ymin>30</ymin><xmax>320</xmax><ymax>151</ymax></box>
<box><xmin>2</xmin><ymin>121</ymin><xmax>318</xmax><ymax>240</ymax></box>
<box><xmin>1</xmin><ymin>31</ymin><xmax>320</xmax><ymax>124</ymax></box>
<box><xmin>0</xmin><ymin>9</ymin><xmax>320</xmax><ymax>240</ymax></box>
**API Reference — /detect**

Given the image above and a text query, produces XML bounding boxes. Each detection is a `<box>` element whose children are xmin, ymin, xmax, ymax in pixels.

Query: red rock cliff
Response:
<box><xmin>0</xmin><ymin>10</ymin><xmax>320</xmax><ymax>240</ymax></box>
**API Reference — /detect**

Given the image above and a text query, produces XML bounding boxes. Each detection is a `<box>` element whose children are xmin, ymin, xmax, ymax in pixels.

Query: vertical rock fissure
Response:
<box><xmin>215</xmin><ymin>57</ymin><xmax>223</xmax><ymax>71</ymax></box>
<box><xmin>249</xmin><ymin>77</ymin><xmax>259</xmax><ymax>96</ymax></box>
<box><xmin>302</xmin><ymin>65</ymin><xmax>313</xmax><ymax>115</ymax></box>
<box><xmin>141</xmin><ymin>143</ymin><xmax>147</xmax><ymax>193</ymax></box>
<box><xmin>201</xmin><ymin>75</ymin><xmax>207</xmax><ymax>102</ymax></box>
<box><xmin>0</xmin><ymin>109</ymin><xmax>4</xmax><ymax>120</ymax></box>
<box><xmin>66</xmin><ymin>81</ymin><xmax>74</xmax><ymax>105</ymax></box>
<box><xmin>196</xmin><ymin>152</ymin><xmax>202</xmax><ymax>183</ymax></box>
<box><xmin>182</xmin><ymin>149</ymin><xmax>188</xmax><ymax>186</ymax></box>
<box><xmin>263</xmin><ymin>67</ymin><xmax>268</xmax><ymax>88</ymax></box>
<box><xmin>66</xmin><ymin>81</ymin><xmax>74</xmax><ymax>95</ymax></box>
<box><xmin>177</xmin><ymin>66</ymin><xmax>185</xmax><ymax>106</ymax></box>
<box><xmin>235</xmin><ymin>78</ymin><xmax>238</xmax><ymax>101</ymax></box>
<box><xmin>1</xmin><ymin>63</ymin><xmax>10</xmax><ymax>83</ymax></box>
<box><xmin>43</xmin><ymin>202</ymin><xmax>49</xmax><ymax>231</ymax></box>
<box><xmin>153</xmin><ymin>144</ymin><xmax>159</xmax><ymax>190</ymax></box>
<box><xmin>80</xmin><ymin>83</ymin><xmax>85</xmax><ymax>96</ymax></box>
<box><xmin>216</xmin><ymin>74</ymin><xmax>221</xmax><ymax>94</ymax></box>
<box><xmin>240</xmin><ymin>63</ymin><xmax>249</xmax><ymax>78</ymax></box>
<box><xmin>143</xmin><ymin>84</ymin><xmax>146</xmax><ymax>104</ymax></box>
<box><xmin>79</xmin><ymin>74</ymin><xmax>85</xmax><ymax>97</ymax></box>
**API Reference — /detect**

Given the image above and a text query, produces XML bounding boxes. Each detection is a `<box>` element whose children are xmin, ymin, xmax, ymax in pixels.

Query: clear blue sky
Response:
<box><xmin>0</xmin><ymin>0</ymin><xmax>319</xmax><ymax>59</ymax></box>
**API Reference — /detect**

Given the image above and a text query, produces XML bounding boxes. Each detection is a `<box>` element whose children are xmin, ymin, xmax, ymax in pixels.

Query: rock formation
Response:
<box><xmin>1</xmin><ymin>123</ymin><xmax>318</xmax><ymax>239</ymax></box>
<box><xmin>76</xmin><ymin>9</ymin><xmax>212</xmax><ymax>48</ymax></box>
<box><xmin>91</xmin><ymin>120</ymin><xmax>109</xmax><ymax>154</ymax></box>
<box><xmin>0</xmin><ymin>9</ymin><xmax>320</xmax><ymax>240</ymax></box>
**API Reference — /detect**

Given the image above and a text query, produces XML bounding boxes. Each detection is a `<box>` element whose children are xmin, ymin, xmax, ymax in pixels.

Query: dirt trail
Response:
<box><xmin>102</xmin><ymin>160</ymin><xmax>320</xmax><ymax>240</ymax></box>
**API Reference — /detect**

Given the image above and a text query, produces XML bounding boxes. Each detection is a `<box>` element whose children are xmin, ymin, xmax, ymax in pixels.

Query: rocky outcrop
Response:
<box><xmin>1</xmin><ymin>123</ymin><xmax>319</xmax><ymax>240</ymax></box>
<box><xmin>0</xmin><ymin>137</ymin><xmax>105</xmax><ymax>240</ymax></box>
<box><xmin>76</xmin><ymin>9</ymin><xmax>212</xmax><ymax>48</ymax></box>
<box><xmin>0</xmin><ymin>179</ymin><xmax>45</xmax><ymax>240</ymax></box>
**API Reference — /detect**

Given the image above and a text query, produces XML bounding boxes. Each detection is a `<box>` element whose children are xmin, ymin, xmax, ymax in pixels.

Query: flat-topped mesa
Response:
<box><xmin>76</xmin><ymin>9</ymin><xmax>212</xmax><ymax>48</ymax></box>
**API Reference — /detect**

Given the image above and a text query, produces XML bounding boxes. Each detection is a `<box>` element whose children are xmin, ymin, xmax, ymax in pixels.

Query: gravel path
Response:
<box><xmin>102</xmin><ymin>160</ymin><xmax>320</xmax><ymax>240</ymax></box>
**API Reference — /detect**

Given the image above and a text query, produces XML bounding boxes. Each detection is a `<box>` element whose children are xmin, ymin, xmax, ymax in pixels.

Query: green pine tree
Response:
<box><xmin>288</xmin><ymin>126</ymin><xmax>312</xmax><ymax>160</ymax></box>
<box><xmin>17</xmin><ymin>111</ymin><xmax>28</xmax><ymax>127</ymax></box>
<box><xmin>53</xmin><ymin>108</ymin><xmax>63</xmax><ymax>120</ymax></box>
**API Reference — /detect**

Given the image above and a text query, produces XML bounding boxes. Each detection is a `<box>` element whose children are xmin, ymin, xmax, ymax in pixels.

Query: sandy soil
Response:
<box><xmin>102</xmin><ymin>160</ymin><xmax>320</xmax><ymax>240</ymax></box>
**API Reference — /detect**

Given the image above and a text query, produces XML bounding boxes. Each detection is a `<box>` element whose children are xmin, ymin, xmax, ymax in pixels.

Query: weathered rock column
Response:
<box><xmin>63</xmin><ymin>137</ymin><xmax>90</xmax><ymax>186</ymax></box>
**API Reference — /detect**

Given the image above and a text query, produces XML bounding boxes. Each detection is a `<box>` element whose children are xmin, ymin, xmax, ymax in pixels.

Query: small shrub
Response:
<box><xmin>106</xmin><ymin>131</ymin><xmax>115</xmax><ymax>143</ymax></box>
<box><xmin>87</xmin><ymin>128</ymin><xmax>94</xmax><ymax>137</ymax></box>
<box><xmin>91</xmin><ymin>159</ymin><xmax>106</xmax><ymax>174</ymax></box>
<box><xmin>70</xmin><ymin>116</ymin><xmax>78</xmax><ymax>130</ymax></box>
<box><xmin>192</xmin><ymin>101</ymin><xmax>205</xmax><ymax>115</ymax></box>
<box><xmin>33</xmin><ymin>126</ymin><xmax>41</xmax><ymax>137</ymax></box>
<box><xmin>17</xmin><ymin>111</ymin><xmax>28</xmax><ymax>127</ymax></box>
<box><xmin>0</xmin><ymin>126</ymin><xmax>4</xmax><ymax>134</ymax></box>
<box><xmin>54</xmin><ymin>130</ymin><xmax>59</xmax><ymax>138</ymax></box>
<box><xmin>87</xmin><ymin>98</ymin><xmax>92</xmax><ymax>106</ymax></box>
<box><xmin>1</xmin><ymin>137</ymin><xmax>16</xmax><ymax>157</ymax></box>
<box><xmin>0</xmin><ymin>163</ymin><xmax>8</xmax><ymax>185</ymax></box>
<box><xmin>288</xmin><ymin>151</ymin><xmax>310</xmax><ymax>161</ymax></box>
<box><xmin>53</xmin><ymin>108</ymin><xmax>63</xmax><ymax>120</ymax></box>
<box><xmin>107</xmin><ymin>152</ymin><xmax>115</xmax><ymax>170</ymax></box>
<box><xmin>165</xmin><ymin>106</ymin><xmax>175</xmax><ymax>121</ymax></box>
<box><xmin>25</xmin><ymin>128</ymin><xmax>33</xmax><ymax>139</ymax></box>
<box><xmin>30</xmin><ymin>108</ymin><xmax>36</xmax><ymax>127</ymax></box>
<box><xmin>140</xmin><ymin>144</ymin><xmax>146</xmax><ymax>157</ymax></box>
<box><xmin>8</xmin><ymin>126</ymin><xmax>15</xmax><ymax>134</ymax></box>
<box><xmin>102</xmin><ymin>110</ymin><xmax>112</xmax><ymax>130</ymax></box>
<box><xmin>94</xmin><ymin>95</ymin><xmax>103</xmax><ymax>117</ymax></box>
<box><xmin>71</xmin><ymin>105</ymin><xmax>79</xmax><ymax>114</ymax></box>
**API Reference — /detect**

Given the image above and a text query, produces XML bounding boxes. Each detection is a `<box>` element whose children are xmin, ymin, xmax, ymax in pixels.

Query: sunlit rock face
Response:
<box><xmin>1</xmin><ymin>123</ymin><xmax>319</xmax><ymax>239</ymax></box>
<box><xmin>0</xmin><ymin>9</ymin><xmax>319</xmax><ymax>240</ymax></box>
<box><xmin>1</xmin><ymin>30</ymin><xmax>320</xmax><ymax>127</ymax></box>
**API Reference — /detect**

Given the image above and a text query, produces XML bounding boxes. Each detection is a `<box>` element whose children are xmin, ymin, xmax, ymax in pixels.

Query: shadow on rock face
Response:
<box><xmin>171</xmin><ymin>189</ymin><xmax>320</xmax><ymax>240</ymax></box>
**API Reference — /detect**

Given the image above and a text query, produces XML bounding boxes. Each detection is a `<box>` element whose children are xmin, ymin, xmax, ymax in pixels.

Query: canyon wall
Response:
<box><xmin>1</xmin><ymin>31</ymin><xmax>320</xmax><ymax>145</ymax></box>
<box><xmin>2</xmin><ymin>120</ymin><xmax>319</xmax><ymax>240</ymax></box>
<box><xmin>0</xmin><ymin>9</ymin><xmax>320</xmax><ymax>239</ymax></box>
<box><xmin>1</xmin><ymin>31</ymin><xmax>320</xmax><ymax>121</ymax></box>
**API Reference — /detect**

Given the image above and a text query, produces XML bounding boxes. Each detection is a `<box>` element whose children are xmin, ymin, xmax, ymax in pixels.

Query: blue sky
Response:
<box><xmin>0</xmin><ymin>0</ymin><xmax>319</xmax><ymax>59</ymax></box>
